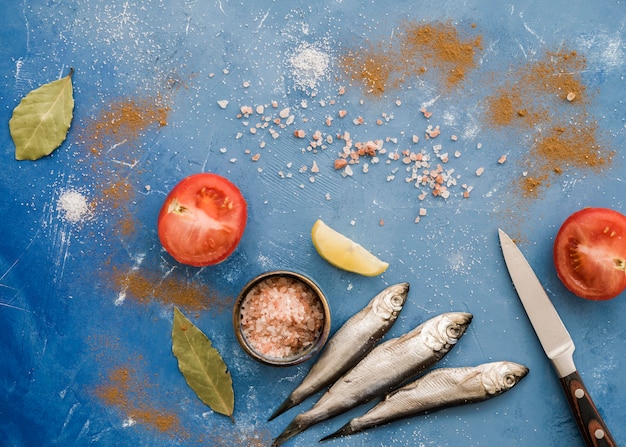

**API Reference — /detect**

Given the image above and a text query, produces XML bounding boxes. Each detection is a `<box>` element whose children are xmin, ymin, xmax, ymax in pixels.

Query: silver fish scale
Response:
<box><xmin>325</xmin><ymin>361</ymin><xmax>529</xmax><ymax>440</ymax></box>
<box><xmin>272</xmin><ymin>311</ymin><xmax>473</xmax><ymax>446</ymax></box>
<box><xmin>268</xmin><ymin>283</ymin><xmax>409</xmax><ymax>421</ymax></box>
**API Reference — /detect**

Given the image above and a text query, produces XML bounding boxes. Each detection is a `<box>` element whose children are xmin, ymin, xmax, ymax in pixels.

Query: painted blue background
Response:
<box><xmin>1</xmin><ymin>1</ymin><xmax>624</xmax><ymax>446</ymax></box>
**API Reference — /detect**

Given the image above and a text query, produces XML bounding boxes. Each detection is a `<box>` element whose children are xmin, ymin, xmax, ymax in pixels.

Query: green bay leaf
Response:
<box><xmin>10</xmin><ymin>68</ymin><xmax>75</xmax><ymax>160</ymax></box>
<box><xmin>172</xmin><ymin>307</ymin><xmax>234</xmax><ymax>418</ymax></box>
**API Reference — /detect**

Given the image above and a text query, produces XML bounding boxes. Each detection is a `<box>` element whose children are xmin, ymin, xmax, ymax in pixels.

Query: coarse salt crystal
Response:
<box><xmin>239</xmin><ymin>276</ymin><xmax>324</xmax><ymax>359</ymax></box>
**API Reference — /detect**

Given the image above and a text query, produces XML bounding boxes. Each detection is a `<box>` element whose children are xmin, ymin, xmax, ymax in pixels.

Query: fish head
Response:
<box><xmin>371</xmin><ymin>282</ymin><xmax>409</xmax><ymax>320</ymax></box>
<box><xmin>422</xmin><ymin>312</ymin><xmax>472</xmax><ymax>352</ymax></box>
<box><xmin>480</xmin><ymin>361</ymin><xmax>529</xmax><ymax>395</ymax></box>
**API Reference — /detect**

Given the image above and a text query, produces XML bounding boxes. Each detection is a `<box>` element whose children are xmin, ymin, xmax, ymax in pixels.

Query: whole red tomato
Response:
<box><xmin>158</xmin><ymin>173</ymin><xmax>247</xmax><ymax>266</ymax></box>
<box><xmin>553</xmin><ymin>207</ymin><xmax>626</xmax><ymax>300</ymax></box>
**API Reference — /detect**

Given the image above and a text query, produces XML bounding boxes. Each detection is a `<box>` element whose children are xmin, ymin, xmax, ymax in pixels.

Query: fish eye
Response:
<box><xmin>390</xmin><ymin>295</ymin><xmax>403</xmax><ymax>307</ymax></box>
<box><xmin>446</xmin><ymin>324</ymin><xmax>461</xmax><ymax>338</ymax></box>
<box><xmin>503</xmin><ymin>374</ymin><xmax>516</xmax><ymax>387</ymax></box>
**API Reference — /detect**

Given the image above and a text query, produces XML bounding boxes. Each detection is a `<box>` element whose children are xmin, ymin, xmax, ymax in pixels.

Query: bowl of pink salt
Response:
<box><xmin>233</xmin><ymin>270</ymin><xmax>331</xmax><ymax>366</ymax></box>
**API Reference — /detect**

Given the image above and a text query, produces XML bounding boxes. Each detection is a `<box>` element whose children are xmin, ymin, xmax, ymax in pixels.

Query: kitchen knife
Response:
<box><xmin>498</xmin><ymin>229</ymin><xmax>616</xmax><ymax>447</ymax></box>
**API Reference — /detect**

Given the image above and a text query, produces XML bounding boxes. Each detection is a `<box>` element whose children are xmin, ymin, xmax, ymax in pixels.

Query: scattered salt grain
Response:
<box><xmin>288</xmin><ymin>42</ymin><xmax>331</xmax><ymax>92</ymax></box>
<box><xmin>217</xmin><ymin>100</ymin><xmax>229</xmax><ymax>109</ymax></box>
<box><xmin>57</xmin><ymin>189</ymin><xmax>92</xmax><ymax>224</ymax></box>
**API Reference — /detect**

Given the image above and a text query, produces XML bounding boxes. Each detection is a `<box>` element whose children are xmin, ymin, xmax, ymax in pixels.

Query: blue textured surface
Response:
<box><xmin>1</xmin><ymin>1</ymin><xmax>625</xmax><ymax>446</ymax></box>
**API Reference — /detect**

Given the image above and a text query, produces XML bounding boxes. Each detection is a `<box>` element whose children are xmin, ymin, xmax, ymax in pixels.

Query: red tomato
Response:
<box><xmin>553</xmin><ymin>207</ymin><xmax>626</xmax><ymax>300</ymax></box>
<box><xmin>157</xmin><ymin>173</ymin><xmax>247</xmax><ymax>266</ymax></box>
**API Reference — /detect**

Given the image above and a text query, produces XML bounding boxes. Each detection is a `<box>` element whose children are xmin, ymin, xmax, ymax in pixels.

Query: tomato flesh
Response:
<box><xmin>158</xmin><ymin>173</ymin><xmax>247</xmax><ymax>266</ymax></box>
<box><xmin>553</xmin><ymin>207</ymin><xmax>626</xmax><ymax>300</ymax></box>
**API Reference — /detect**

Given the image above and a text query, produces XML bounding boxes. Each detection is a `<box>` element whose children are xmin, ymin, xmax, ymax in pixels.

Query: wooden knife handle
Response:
<box><xmin>559</xmin><ymin>371</ymin><xmax>617</xmax><ymax>447</ymax></box>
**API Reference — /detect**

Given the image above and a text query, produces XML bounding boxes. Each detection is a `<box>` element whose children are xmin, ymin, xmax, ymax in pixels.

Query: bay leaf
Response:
<box><xmin>171</xmin><ymin>307</ymin><xmax>234</xmax><ymax>418</ymax></box>
<box><xmin>10</xmin><ymin>68</ymin><xmax>75</xmax><ymax>160</ymax></box>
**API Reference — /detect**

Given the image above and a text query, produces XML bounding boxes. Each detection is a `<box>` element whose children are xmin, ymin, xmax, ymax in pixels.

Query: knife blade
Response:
<box><xmin>498</xmin><ymin>229</ymin><xmax>617</xmax><ymax>447</ymax></box>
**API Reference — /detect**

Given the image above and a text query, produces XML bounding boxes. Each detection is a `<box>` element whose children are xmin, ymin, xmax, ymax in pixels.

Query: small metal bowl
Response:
<box><xmin>233</xmin><ymin>270</ymin><xmax>331</xmax><ymax>367</ymax></box>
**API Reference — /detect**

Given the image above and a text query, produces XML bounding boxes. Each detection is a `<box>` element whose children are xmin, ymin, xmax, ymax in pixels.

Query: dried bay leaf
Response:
<box><xmin>10</xmin><ymin>68</ymin><xmax>75</xmax><ymax>160</ymax></box>
<box><xmin>172</xmin><ymin>307</ymin><xmax>234</xmax><ymax>418</ymax></box>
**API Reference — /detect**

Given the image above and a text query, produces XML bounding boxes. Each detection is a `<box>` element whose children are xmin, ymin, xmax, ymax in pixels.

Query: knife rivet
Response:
<box><xmin>595</xmin><ymin>429</ymin><xmax>605</xmax><ymax>439</ymax></box>
<box><xmin>574</xmin><ymin>388</ymin><xmax>585</xmax><ymax>399</ymax></box>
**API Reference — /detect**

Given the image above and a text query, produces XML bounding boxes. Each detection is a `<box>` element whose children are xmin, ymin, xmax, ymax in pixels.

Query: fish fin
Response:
<box><xmin>272</xmin><ymin>416</ymin><xmax>310</xmax><ymax>446</ymax></box>
<box><xmin>268</xmin><ymin>395</ymin><xmax>297</xmax><ymax>421</ymax></box>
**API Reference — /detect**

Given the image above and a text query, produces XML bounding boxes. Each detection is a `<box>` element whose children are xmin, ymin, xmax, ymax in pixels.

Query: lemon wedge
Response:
<box><xmin>311</xmin><ymin>219</ymin><xmax>389</xmax><ymax>276</ymax></box>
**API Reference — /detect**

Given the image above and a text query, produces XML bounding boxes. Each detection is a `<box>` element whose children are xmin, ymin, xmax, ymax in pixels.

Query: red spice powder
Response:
<box><xmin>340</xmin><ymin>42</ymin><xmax>397</xmax><ymax>96</ymax></box>
<box><xmin>401</xmin><ymin>22</ymin><xmax>483</xmax><ymax>88</ymax></box>
<box><xmin>111</xmin><ymin>267</ymin><xmax>233</xmax><ymax>312</ymax></box>
<box><xmin>484</xmin><ymin>47</ymin><xmax>612</xmax><ymax>199</ymax></box>
<box><xmin>95</xmin><ymin>360</ymin><xmax>272</xmax><ymax>445</ymax></box>
<box><xmin>340</xmin><ymin>21</ymin><xmax>482</xmax><ymax>96</ymax></box>
<box><xmin>95</xmin><ymin>365</ymin><xmax>186</xmax><ymax>438</ymax></box>
<box><xmin>78</xmin><ymin>96</ymin><xmax>170</xmax><ymax>237</ymax></box>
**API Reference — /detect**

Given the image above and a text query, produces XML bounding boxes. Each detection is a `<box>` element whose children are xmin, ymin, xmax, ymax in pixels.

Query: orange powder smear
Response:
<box><xmin>95</xmin><ymin>366</ymin><xmax>185</xmax><ymax>438</ymax></box>
<box><xmin>484</xmin><ymin>48</ymin><xmax>613</xmax><ymax>199</ymax></box>
<box><xmin>341</xmin><ymin>42</ymin><xmax>396</xmax><ymax>96</ymax></box>
<box><xmin>78</xmin><ymin>96</ymin><xmax>170</xmax><ymax>238</ymax></box>
<box><xmin>111</xmin><ymin>267</ymin><xmax>232</xmax><ymax>312</ymax></box>
<box><xmin>83</xmin><ymin>97</ymin><xmax>169</xmax><ymax>158</ymax></box>
<box><xmin>340</xmin><ymin>21</ymin><xmax>482</xmax><ymax>96</ymax></box>
<box><xmin>401</xmin><ymin>22</ymin><xmax>483</xmax><ymax>87</ymax></box>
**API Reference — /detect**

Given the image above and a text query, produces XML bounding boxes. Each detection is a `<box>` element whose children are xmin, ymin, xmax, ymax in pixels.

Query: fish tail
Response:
<box><xmin>319</xmin><ymin>421</ymin><xmax>357</xmax><ymax>442</ymax></box>
<box><xmin>272</xmin><ymin>415</ymin><xmax>312</xmax><ymax>446</ymax></box>
<box><xmin>268</xmin><ymin>395</ymin><xmax>298</xmax><ymax>421</ymax></box>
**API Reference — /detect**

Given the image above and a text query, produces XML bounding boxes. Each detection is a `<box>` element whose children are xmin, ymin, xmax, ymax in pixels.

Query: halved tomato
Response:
<box><xmin>157</xmin><ymin>173</ymin><xmax>247</xmax><ymax>266</ymax></box>
<box><xmin>553</xmin><ymin>207</ymin><xmax>626</xmax><ymax>300</ymax></box>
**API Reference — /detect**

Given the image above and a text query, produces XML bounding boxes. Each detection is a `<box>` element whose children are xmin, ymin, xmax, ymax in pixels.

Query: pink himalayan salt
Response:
<box><xmin>240</xmin><ymin>276</ymin><xmax>324</xmax><ymax>359</ymax></box>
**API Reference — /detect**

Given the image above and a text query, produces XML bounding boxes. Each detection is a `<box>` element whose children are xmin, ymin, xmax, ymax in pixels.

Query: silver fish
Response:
<box><xmin>272</xmin><ymin>311</ymin><xmax>473</xmax><ymax>446</ymax></box>
<box><xmin>269</xmin><ymin>282</ymin><xmax>409</xmax><ymax>421</ymax></box>
<box><xmin>323</xmin><ymin>361</ymin><xmax>529</xmax><ymax>441</ymax></box>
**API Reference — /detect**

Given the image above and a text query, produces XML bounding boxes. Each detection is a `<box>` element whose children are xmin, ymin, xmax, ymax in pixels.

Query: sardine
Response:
<box><xmin>269</xmin><ymin>282</ymin><xmax>410</xmax><ymax>421</ymax></box>
<box><xmin>272</xmin><ymin>311</ymin><xmax>472</xmax><ymax>446</ymax></box>
<box><xmin>322</xmin><ymin>361</ymin><xmax>529</xmax><ymax>441</ymax></box>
